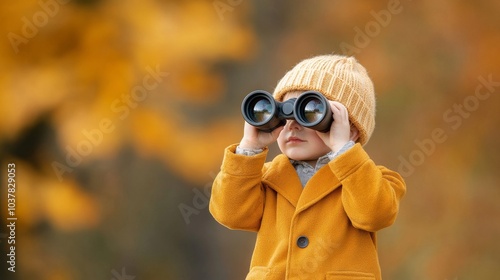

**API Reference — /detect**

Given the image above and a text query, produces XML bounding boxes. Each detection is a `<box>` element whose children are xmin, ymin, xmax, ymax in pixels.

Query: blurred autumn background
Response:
<box><xmin>0</xmin><ymin>0</ymin><xmax>499</xmax><ymax>279</ymax></box>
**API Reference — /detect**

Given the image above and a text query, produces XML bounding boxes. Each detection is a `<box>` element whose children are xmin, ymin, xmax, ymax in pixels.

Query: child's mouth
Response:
<box><xmin>286</xmin><ymin>136</ymin><xmax>305</xmax><ymax>144</ymax></box>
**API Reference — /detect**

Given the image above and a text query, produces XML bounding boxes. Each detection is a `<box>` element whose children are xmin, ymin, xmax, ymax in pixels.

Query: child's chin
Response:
<box><xmin>285</xmin><ymin>152</ymin><xmax>314</xmax><ymax>161</ymax></box>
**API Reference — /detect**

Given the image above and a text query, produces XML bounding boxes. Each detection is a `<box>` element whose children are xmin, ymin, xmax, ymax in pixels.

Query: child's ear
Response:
<box><xmin>349</xmin><ymin>125</ymin><xmax>360</xmax><ymax>142</ymax></box>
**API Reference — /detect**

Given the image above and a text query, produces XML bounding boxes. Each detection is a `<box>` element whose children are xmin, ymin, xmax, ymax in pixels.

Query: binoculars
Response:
<box><xmin>241</xmin><ymin>90</ymin><xmax>333</xmax><ymax>132</ymax></box>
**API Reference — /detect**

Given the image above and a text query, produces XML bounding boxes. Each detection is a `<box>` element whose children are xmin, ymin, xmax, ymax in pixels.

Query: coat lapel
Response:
<box><xmin>262</xmin><ymin>154</ymin><xmax>342</xmax><ymax>211</ymax></box>
<box><xmin>296</xmin><ymin>164</ymin><xmax>342</xmax><ymax>213</ymax></box>
<box><xmin>262</xmin><ymin>154</ymin><xmax>302</xmax><ymax>208</ymax></box>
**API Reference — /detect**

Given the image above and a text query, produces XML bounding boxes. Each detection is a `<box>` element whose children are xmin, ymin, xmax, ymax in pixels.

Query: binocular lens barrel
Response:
<box><xmin>303</xmin><ymin>99</ymin><xmax>325</xmax><ymax>123</ymax></box>
<box><xmin>241</xmin><ymin>91</ymin><xmax>285</xmax><ymax>132</ymax></box>
<box><xmin>294</xmin><ymin>91</ymin><xmax>332</xmax><ymax>132</ymax></box>
<box><xmin>241</xmin><ymin>90</ymin><xmax>333</xmax><ymax>132</ymax></box>
<box><xmin>251</xmin><ymin>99</ymin><xmax>273</xmax><ymax>123</ymax></box>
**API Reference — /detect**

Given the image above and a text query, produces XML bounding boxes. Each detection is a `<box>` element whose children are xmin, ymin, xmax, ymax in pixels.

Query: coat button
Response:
<box><xmin>297</xmin><ymin>236</ymin><xmax>309</xmax><ymax>248</ymax></box>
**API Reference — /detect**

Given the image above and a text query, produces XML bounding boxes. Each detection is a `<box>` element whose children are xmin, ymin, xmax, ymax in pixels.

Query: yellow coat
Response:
<box><xmin>210</xmin><ymin>143</ymin><xmax>406</xmax><ymax>280</ymax></box>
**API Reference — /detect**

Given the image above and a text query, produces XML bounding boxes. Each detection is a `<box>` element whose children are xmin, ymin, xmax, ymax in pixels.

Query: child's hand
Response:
<box><xmin>239</xmin><ymin>122</ymin><xmax>284</xmax><ymax>150</ymax></box>
<box><xmin>316</xmin><ymin>101</ymin><xmax>355</xmax><ymax>153</ymax></box>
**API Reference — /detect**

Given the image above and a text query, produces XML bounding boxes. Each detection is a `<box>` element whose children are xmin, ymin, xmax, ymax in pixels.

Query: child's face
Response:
<box><xmin>277</xmin><ymin>91</ymin><xmax>332</xmax><ymax>164</ymax></box>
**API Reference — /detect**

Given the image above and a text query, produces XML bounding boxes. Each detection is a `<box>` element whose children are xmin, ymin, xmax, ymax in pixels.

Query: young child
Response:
<box><xmin>209</xmin><ymin>54</ymin><xmax>406</xmax><ymax>280</ymax></box>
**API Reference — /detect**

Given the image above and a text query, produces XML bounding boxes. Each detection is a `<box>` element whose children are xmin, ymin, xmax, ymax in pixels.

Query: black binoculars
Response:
<box><xmin>241</xmin><ymin>90</ymin><xmax>333</xmax><ymax>132</ymax></box>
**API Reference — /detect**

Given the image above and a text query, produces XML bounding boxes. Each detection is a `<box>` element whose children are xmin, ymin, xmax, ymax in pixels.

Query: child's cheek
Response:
<box><xmin>276</xmin><ymin>136</ymin><xmax>285</xmax><ymax>150</ymax></box>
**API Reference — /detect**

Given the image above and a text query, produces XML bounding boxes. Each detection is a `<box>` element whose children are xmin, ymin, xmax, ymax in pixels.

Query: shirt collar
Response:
<box><xmin>289</xmin><ymin>151</ymin><xmax>334</xmax><ymax>170</ymax></box>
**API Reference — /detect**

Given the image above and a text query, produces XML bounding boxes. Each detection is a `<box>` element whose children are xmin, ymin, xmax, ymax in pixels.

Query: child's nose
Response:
<box><xmin>285</xmin><ymin>119</ymin><xmax>302</xmax><ymax>131</ymax></box>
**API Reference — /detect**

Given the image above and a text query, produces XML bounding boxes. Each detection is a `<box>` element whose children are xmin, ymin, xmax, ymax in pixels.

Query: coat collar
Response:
<box><xmin>297</xmin><ymin>164</ymin><xmax>341</xmax><ymax>212</ymax></box>
<box><xmin>262</xmin><ymin>154</ymin><xmax>302</xmax><ymax>207</ymax></box>
<box><xmin>262</xmin><ymin>154</ymin><xmax>342</xmax><ymax>212</ymax></box>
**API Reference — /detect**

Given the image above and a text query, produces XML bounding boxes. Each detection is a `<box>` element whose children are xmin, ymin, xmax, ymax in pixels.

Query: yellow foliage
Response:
<box><xmin>171</xmin><ymin>61</ymin><xmax>226</xmax><ymax>104</ymax></box>
<box><xmin>40</xmin><ymin>179</ymin><xmax>100</xmax><ymax>231</ymax></box>
<box><xmin>9</xmin><ymin>161</ymin><xmax>100</xmax><ymax>231</ymax></box>
<box><xmin>129</xmin><ymin>108</ymin><xmax>241</xmax><ymax>183</ymax></box>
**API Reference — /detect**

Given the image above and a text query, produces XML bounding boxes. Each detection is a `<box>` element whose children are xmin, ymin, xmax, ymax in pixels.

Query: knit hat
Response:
<box><xmin>273</xmin><ymin>54</ymin><xmax>376</xmax><ymax>145</ymax></box>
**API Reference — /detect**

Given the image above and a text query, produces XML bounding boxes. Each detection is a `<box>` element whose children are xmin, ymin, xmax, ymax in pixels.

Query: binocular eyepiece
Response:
<box><xmin>241</xmin><ymin>90</ymin><xmax>333</xmax><ymax>132</ymax></box>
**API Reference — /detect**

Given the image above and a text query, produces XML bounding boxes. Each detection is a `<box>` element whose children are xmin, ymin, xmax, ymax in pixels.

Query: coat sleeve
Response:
<box><xmin>329</xmin><ymin>143</ymin><xmax>406</xmax><ymax>232</ymax></box>
<box><xmin>209</xmin><ymin>144</ymin><xmax>268</xmax><ymax>232</ymax></box>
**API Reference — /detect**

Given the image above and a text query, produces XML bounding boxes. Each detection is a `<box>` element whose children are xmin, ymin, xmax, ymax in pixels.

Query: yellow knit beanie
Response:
<box><xmin>273</xmin><ymin>54</ymin><xmax>376</xmax><ymax>146</ymax></box>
